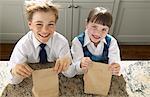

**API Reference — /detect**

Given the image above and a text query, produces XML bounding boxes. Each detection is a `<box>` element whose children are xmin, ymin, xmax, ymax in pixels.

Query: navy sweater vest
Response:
<box><xmin>77</xmin><ymin>32</ymin><xmax>111</xmax><ymax>64</ymax></box>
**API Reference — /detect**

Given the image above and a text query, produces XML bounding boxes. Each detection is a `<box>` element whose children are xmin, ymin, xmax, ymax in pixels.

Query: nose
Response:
<box><xmin>93</xmin><ymin>29</ymin><xmax>101</xmax><ymax>35</ymax></box>
<box><xmin>42</xmin><ymin>25</ymin><xmax>49</xmax><ymax>33</ymax></box>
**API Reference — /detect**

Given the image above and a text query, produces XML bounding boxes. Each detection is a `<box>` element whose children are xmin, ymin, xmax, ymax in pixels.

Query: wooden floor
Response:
<box><xmin>120</xmin><ymin>45</ymin><xmax>150</xmax><ymax>60</ymax></box>
<box><xmin>0</xmin><ymin>43</ymin><xmax>150</xmax><ymax>60</ymax></box>
<box><xmin>0</xmin><ymin>43</ymin><xmax>15</xmax><ymax>60</ymax></box>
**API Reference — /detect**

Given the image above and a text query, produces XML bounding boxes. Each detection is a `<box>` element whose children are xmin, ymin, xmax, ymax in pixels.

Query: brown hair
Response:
<box><xmin>24</xmin><ymin>0</ymin><xmax>59</xmax><ymax>22</ymax></box>
<box><xmin>87</xmin><ymin>7</ymin><xmax>112</xmax><ymax>28</ymax></box>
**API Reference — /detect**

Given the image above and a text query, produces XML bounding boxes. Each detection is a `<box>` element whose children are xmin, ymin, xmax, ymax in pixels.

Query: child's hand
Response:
<box><xmin>80</xmin><ymin>57</ymin><xmax>92</xmax><ymax>73</ymax></box>
<box><xmin>11</xmin><ymin>64</ymin><xmax>33</xmax><ymax>78</ymax></box>
<box><xmin>53</xmin><ymin>56</ymin><xmax>71</xmax><ymax>73</ymax></box>
<box><xmin>109</xmin><ymin>63</ymin><xmax>120</xmax><ymax>76</ymax></box>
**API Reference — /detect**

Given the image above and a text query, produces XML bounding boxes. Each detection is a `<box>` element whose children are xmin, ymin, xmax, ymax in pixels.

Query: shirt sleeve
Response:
<box><xmin>7</xmin><ymin>61</ymin><xmax>24</xmax><ymax>84</ymax></box>
<box><xmin>62</xmin><ymin>64</ymin><xmax>76</xmax><ymax>78</ymax></box>
<box><xmin>71</xmin><ymin>37</ymin><xmax>85</xmax><ymax>74</ymax></box>
<box><xmin>55</xmin><ymin>38</ymin><xmax>77</xmax><ymax>77</ymax></box>
<box><xmin>8</xmin><ymin>43</ymin><xmax>27</xmax><ymax>84</ymax></box>
<box><xmin>108</xmin><ymin>37</ymin><xmax>121</xmax><ymax>64</ymax></box>
<box><xmin>107</xmin><ymin>37</ymin><xmax>122</xmax><ymax>76</ymax></box>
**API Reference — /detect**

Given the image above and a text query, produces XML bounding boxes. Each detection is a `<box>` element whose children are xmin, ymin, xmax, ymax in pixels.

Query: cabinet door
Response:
<box><xmin>72</xmin><ymin>2</ymin><xmax>114</xmax><ymax>39</ymax></box>
<box><xmin>52</xmin><ymin>2</ymin><xmax>72</xmax><ymax>43</ymax></box>
<box><xmin>113</xmin><ymin>0</ymin><xmax>150</xmax><ymax>45</ymax></box>
<box><xmin>0</xmin><ymin>0</ymin><xmax>28</xmax><ymax>43</ymax></box>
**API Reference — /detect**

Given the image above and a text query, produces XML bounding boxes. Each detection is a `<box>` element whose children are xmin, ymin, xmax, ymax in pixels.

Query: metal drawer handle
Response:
<box><xmin>74</xmin><ymin>5</ymin><xmax>79</xmax><ymax>8</ymax></box>
<box><xmin>68</xmin><ymin>5</ymin><xmax>72</xmax><ymax>8</ymax></box>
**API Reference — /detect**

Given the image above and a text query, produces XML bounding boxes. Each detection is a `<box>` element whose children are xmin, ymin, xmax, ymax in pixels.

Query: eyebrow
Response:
<box><xmin>35</xmin><ymin>21</ymin><xmax>55</xmax><ymax>23</ymax></box>
<box><xmin>49</xmin><ymin>21</ymin><xmax>55</xmax><ymax>23</ymax></box>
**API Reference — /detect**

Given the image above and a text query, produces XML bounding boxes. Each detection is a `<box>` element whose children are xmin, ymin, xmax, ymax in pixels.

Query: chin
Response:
<box><xmin>39</xmin><ymin>35</ymin><xmax>51</xmax><ymax>42</ymax></box>
<box><xmin>42</xmin><ymin>39</ymin><xmax>49</xmax><ymax>43</ymax></box>
<box><xmin>91</xmin><ymin>38</ymin><xmax>100</xmax><ymax>43</ymax></box>
<box><xmin>38</xmin><ymin>37</ymin><xmax>48</xmax><ymax>43</ymax></box>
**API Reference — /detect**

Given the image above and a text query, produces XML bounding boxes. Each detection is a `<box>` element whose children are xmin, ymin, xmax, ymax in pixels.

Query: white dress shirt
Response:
<box><xmin>8</xmin><ymin>31</ymin><xmax>75</xmax><ymax>84</ymax></box>
<box><xmin>71</xmin><ymin>31</ymin><xmax>121</xmax><ymax>74</ymax></box>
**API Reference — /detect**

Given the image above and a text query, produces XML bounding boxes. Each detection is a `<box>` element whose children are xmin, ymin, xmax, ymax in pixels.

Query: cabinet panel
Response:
<box><xmin>113</xmin><ymin>0</ymin><xmax>150</xmax><ymax>45</ymax></box>
<box><xmin>54</xmin><ymin>3</ymin><xmax>72</xmax><ymax>43</ymax></box>
<box><xmin>0</xmin><ymin>0</ymin><xmax>28</xmax><ymax>43</ymax></box>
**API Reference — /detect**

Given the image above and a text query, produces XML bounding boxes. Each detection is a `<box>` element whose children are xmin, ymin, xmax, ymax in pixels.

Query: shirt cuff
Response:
<box><xmin>75</xmin><ymin>61</ymin><xmax>84</xmax><ymax>74</ymax></box>
<box><xmin>7</xmin><ymin>62</ymin><xmax>23</xmax><ymax>84</ymax></box>
<box><xmin>62</xmin><ymin>64</ymin><xmax>76</xmax><ymax>78</ymax></box>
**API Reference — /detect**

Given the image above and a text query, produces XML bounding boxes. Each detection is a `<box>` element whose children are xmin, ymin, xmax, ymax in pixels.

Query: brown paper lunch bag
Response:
<box><xmin>32</xmin><ymin>68</ymin><xmax>59</xmax><ymax>97</ymax></box>
<box><xmin>84</xmin><ymin>62</ymin><xmax>112</xmax><ymax>96</ymax></box>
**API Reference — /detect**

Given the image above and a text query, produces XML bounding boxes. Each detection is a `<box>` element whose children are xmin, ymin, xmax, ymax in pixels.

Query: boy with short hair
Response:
<box><xmin>8</xmin><ymin>0</ymin><xmax>72</xmax><ymax>84</ymax></box>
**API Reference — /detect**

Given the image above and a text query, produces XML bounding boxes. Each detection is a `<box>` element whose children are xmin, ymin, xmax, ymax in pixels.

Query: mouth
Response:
<box><xmin>92</xmin><ymin>34</ymin><xmax>101</xmax><ymax>39</ymax></box>
<box><xmin>39</xmin><ymin>33</ymin><xmax>50</xmax><ymax>38</ymax></box>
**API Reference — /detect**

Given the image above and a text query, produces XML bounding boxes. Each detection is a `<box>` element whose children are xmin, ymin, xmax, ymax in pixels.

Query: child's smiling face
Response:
<box><xmin>28</xmin><ymin>10</ymin><xmax>56</xmax><ymax>43</ymax></box>
<box><xmin>86</xmin><ymin>22</ymin><xmax>109</xmax><ymax>45</ymax></box>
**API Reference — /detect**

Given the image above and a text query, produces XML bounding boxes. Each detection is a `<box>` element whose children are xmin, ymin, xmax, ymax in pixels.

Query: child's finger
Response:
<box><xmin>14</xmin><ymin>66</ymin><xmax>29</xmax><ymax>78</ymax></box>
<box><xmin>62</xmin><ymin>62</ymin><xmax>69</xmax><ymax>71</ymax></box>
<box><xmin>82</xmin><ymin>63</ymin><xmax>88</xmax><ymax>67</ymax></box>
<box><xmin>85</xmin><ymin>57</ymin><xmax>91</xmax><ymax>63</ymax></box>
<box><xmin>18</xmin><ymin>68</ymin><xmax>30</xmax><ymax>78</ymax></box>
<box><xmin>21</xmin><ymin>65</ymin><xmax>32</xmax><ymax>76</ymax></box>
<box><xmin>112</xmin><ymin>71</ymin><xmax>119</xmax><ymax>75</ymax></box>
<box><xmin>53</xmin><ymin>59</ymin><xmax>60</xmax><ymax>72</ymax></box>
<box><xmin>24</xmin><ymin>64</ymin><xmax>34</xmax><ymax>73</ymax></box>
<box><xmin>23</xmin><ymin>64</ymin><xmax>34</xmax><ymax>77</ymax></box>
<box><xmin>13</xmin><ymin>64</ymin><xmax>30</xmax><ymax>78</ymax></box>
<box><xmin>108</xmin><ymin>64</ymin><xmax>112</xmax><ymax>71</ymax></box>
<box><xmin>57</xmin><ymin>62</ymin><xmax>63</xmax><ymax>73</ymax></box>
<box><xmin>82</xmin><ymin>66</ymin><xmax>88</xmax><ymax>73</ymax></box>
<box><xmin>59</xmin><ymin>59</ymin><xmax>68</xmax><ymax>71</ymax></box>
<box><xmin>60</xmin><ymin>60</ymin><xmax>67</xmax><ymax>71</ymax></box>
<box><xmin>111</xmin><ymin>63</ymin><xmax>120</xmax><ymax>68</ymax></box>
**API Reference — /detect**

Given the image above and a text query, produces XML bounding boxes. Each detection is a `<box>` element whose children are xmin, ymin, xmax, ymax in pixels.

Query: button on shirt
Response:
<box><xmin>8</xmin><ymin>31</ymin><xmax>74</xmax><ymax>84</ymax></box>
<box><xmin>71</xmin><ymin>31</ymin><xmax>121</xmax><ymax>74</ymax></box>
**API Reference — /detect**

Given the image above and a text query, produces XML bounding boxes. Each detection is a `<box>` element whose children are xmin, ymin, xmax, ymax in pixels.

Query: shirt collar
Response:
<box><xmin>83</xmin><ymin>30</ymin><xmax>107</xmax><ymax>47</ymax></box>
<box><xmin>32</xmin><ymin>31</ymin><xmax>40</xmax><ymax>49</ymax></box>
<box><xmin>84</xmin><ymin>30</ymin><xmax>91</xmax><ymax>47</ymax></box>
<box><xmin>32</xmin><ymin>31</ymin><xmax>56</xmax><ymax>48</ymax></box>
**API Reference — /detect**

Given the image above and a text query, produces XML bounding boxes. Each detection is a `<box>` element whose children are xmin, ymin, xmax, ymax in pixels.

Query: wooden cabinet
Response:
<box><xmin>113</xmin><ymin>0</ymin><xmax>150</xmax><ymax>45</ymax></box>
<box><xmin>52</xmin><ymin>0</ymin><xmax>117</xmax><ymax>43</ymax></box>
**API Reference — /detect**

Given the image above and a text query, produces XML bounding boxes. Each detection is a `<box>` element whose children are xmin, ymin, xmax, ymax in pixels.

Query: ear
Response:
<box><xmin>85</xmin><ymin>21</ymin><xmax>88</xmax><ymax>29</ymax></box>
<box><xmin>85</xmin><ymin>19</ymin><xmax>88</xmax><ymax>26</ymax></box>
<box><xmin>28</xmin><ymin>21</ymin><xmax>32</xmax><ymax>30</ymax></box>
